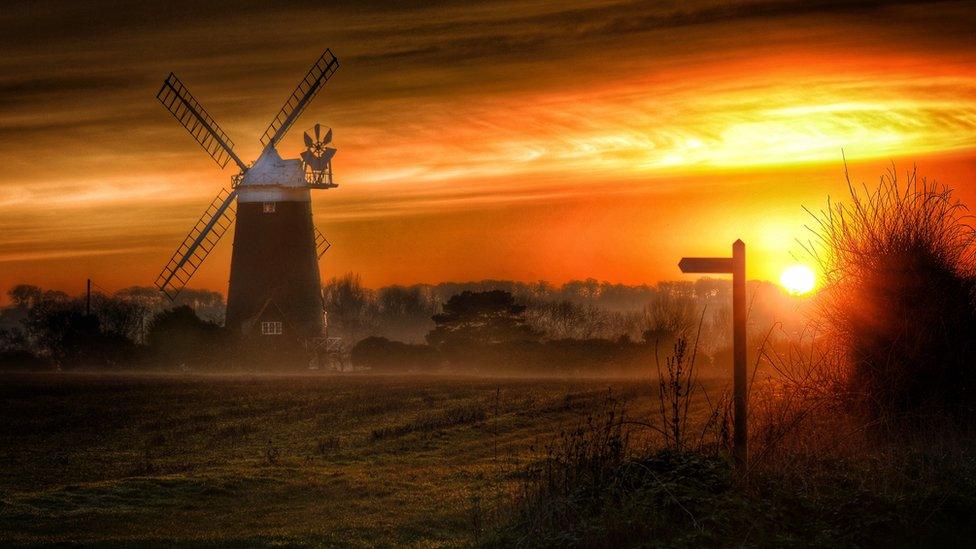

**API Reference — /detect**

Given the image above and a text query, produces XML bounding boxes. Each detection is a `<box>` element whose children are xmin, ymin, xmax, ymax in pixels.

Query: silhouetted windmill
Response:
<box><xmin>154</xmin><ymin>49</ymin><xmax>340</xmax><ymax>341</ymax></box>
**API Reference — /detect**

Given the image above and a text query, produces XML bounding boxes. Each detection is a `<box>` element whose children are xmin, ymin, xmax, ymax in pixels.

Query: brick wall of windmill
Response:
<box><xmin>225</xmin><ymin>200</ymin><xmax>323</xmax><ymax>343</ymax></box>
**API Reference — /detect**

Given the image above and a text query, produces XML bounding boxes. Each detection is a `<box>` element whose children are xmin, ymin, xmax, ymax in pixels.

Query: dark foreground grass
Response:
<box><xmin>489</xmin><ymin>447</ymin><xmax>976</xmax><ymax>547</ymax></box>
<box><xmin>0</xmin><ymin>371</ymin><xmax>668</xmax><ymax>546</ymax></box>
<box><xmin>3</xmin><ymin>372</ymin><xmax>975</xmax><ymax>547</ymax></box>
<box><xmin>485</xmin><ymin>379</ymin><xmax>976</xmax><ymax>549</ymax></box>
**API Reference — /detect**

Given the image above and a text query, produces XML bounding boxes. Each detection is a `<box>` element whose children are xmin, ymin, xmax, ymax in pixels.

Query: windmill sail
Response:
<box><xmin>157</xmin><ymin>73</ymin><xmax>247</xmax><ymax>172</ymax></box>
<box><xmin>260</xmin><ymin>49</ymin><xmax>339</xmax><ymax>149</ymax></box>
<box><xmin>314</xmin><ymin>227</ymin><xmax>331</xmax><ymax>259</ymax></box>
<box><xmin>155</xmin><ymin>188</ymin><xmax>238</xmax><ymax>300</ymax></box>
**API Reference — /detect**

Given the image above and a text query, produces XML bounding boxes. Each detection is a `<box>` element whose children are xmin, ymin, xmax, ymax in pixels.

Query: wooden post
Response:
<box><xmin>731</xmin><ymin>240</ymin><xmax>747</xmax><ymax>470</ymax></box>
<box><xmin>678</xmin><ymin>240</ymin><xmax>748</xmax><ymax>470</ymax></box>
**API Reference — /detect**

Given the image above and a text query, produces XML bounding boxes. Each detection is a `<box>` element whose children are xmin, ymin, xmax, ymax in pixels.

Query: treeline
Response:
<box><xmin>323</xmin><ymin>274</ymin><xmax>695</xmax><ymax>343</ymax></box>
<box><xmin>350</xmin><ymin>289</ymin><xmax>660</xmax><ymax>376</ymax></box>
<box><xmin>336</xmin><ymin>276</ymin><xmax>805</xmax><ymax>375</ymax></box>
<box><xmin>323</xmin><ymin>274</ymin><xmax>803</xmax><ymax>354</ymax></box>
<box><xmin>0</xmin><ymin>276</ymin><xmax>803</xmax><ymax>373</ymax></box>
<box><xmin>0</xmin><ymin>284</ymin><xmax>224</xmax><ymax>370</ymax></box>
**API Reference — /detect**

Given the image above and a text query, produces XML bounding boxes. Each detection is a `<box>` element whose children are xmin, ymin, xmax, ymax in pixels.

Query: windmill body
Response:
<box><xmin>154</xmin><ymin>50</ymin><xmax>339</xmax><ymax>348</ymax></box>
<box><xmin>226</xmin><ymin>146</ymin><xmax>321</xmax><ymax>337</ymax></box>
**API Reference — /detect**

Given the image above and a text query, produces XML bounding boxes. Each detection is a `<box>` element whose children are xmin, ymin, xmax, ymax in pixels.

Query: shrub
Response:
<box><xmin>350</xmin><ymin>336</ymin><xmax>436</xmax><ymax>372</ymax></box>
<box><xmin>805</xmin><ymin>166</ymin><xmax>976</xmax><ymax>421</ymax></box>
<box><xmin>146</xmin><ymin>305</ymin><xmax>222</xmax><ymax>368</ymax></box>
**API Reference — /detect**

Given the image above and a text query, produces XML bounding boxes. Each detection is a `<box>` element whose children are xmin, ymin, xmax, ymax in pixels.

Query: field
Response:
<box><xmin>0</xmin><ymin>372</ymin><xmax>709</xmax><ymax>546</ymax></box>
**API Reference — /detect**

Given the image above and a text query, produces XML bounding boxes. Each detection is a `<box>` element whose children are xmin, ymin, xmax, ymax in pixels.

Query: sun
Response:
<box><xmin>780</xmin><ymin>264</ymin><xmax>816</xmax><ymax>295</ymax></box>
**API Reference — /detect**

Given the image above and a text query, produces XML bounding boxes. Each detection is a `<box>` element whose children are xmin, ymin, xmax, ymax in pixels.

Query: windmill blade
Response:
<box><xmin>318</xmin><ymin>146</ymin><xmax>337</xmax><ymax>165</ymax></box>
<box><xmin>157</xmin><ymin>73</ymin><xmax>247</xmax><ymax>172</ymax></box>
<box><xmin>155</xmin><ymin>188</ymin><xmax>238</xmax><ymax>301</ymax></box>
<box><xmin>260</xmin><ymin>49</ymin><xmax>340</xmax><ymax>149</ymax></box>
<box><xmin>314</xmin><ymin>227</ymin><xmax>332</xmax><ymax>259</ymax></box>
<box><xmin>304</xmin><ymin>132</ymin><xmax>314</xmax><ymax>149</ymax></box>
<box><xmin>322</xmin><ymin>127</ymin><xmax>332</xmax><ymax>145</ymax></box>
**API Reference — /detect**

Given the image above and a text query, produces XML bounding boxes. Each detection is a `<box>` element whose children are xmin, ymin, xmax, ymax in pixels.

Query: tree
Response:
<box><xmin>23</xmin><ymin>294</ymin><xmax>138</xmax><ymax>368</ymax></box>
<box><xmin>350</xmin><ymin>336</ymin><xmax>435</xmax><ymax>372</ymax></box>
<box><xmin>426</xmin><ymin>291</ymin><xmax>540</xmax><ymax>356</ymax></box>
<box><xmin>24</xmin><ymin>291</ymin><xmax>78</xmax><ymax>357</ymax></box>
<box><xmin>375</xmin><ymin>285</ymin><xmax>436</xmax><ymax>342</ymax></box>
<box><xmin>0</xmin><ymin>326</ymin><xmax>28</xmax><ymax>353</ymax></box>
<box><xmin>176</xmin><ymin>289</ymin><xmax>226</xmax><ymax>325</ymax></box>
<box><xmin>93</xmin><ymin>293</ymin><xmax>151</xmax><ymax>343</ymax></box>
<box><xmin>641</xmin><ymin>290</ymin><xmax>698</xmax><ymax>347</ymax></box>
<box><xmin>7</xmin><ymin>284</ymin><xmax>42</xmax><ymax>309</ymax></box>
<box><xmin>146</xmin><ymin>306</ymin><xmax>221</xmax><ymax>368</ymax></box>
<box><xmin>323</xmin><ymin>273</ymin><xmax>377</xmax><ymax>343</ymax></box>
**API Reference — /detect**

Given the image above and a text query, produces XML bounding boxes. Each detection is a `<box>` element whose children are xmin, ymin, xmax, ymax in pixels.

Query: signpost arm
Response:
<box><xmin>732</xmin><ymin>239</ymin><xmax>748</xmax><ymax>470</ymax></box>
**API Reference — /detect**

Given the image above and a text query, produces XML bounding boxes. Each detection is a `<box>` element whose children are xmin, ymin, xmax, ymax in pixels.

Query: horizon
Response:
<box><xmin>0</xmin><ymin>273</ymin><xmax>801</xmax><ymax>306</ymax></box>
<box><xmin>2</xmin><ymin>1</ymin><xmax>975</xmax><ymax>299</ymax></box>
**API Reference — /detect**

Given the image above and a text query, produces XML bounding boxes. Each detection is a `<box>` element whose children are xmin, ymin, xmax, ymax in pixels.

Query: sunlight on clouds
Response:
<box><xmin>0</xmin><ymin>246</ymin><xmax>160</xmax><ymax>264</ymax></box>
<box><xmin>0</xmin><ymin>176</ymin><xmax>216</xmax><ymax>209</ymax></box>
<box><xmin>1</xmin><ymin>2</ymin><xmax>974</xmax><ymax>294</ymax></box>
<box><xmin>341</xmin><ymin>56</ymin><xmax>976</xmax><ymax>196</ymax></box>
<box><xmin>528</xmin><ymin>77</ymin><xmax>973</xmax><ymax>174</ymax></box>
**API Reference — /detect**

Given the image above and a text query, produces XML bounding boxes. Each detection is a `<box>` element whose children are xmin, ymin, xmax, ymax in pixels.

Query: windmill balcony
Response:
<box><xmin>305</xmin><ymin>170</ymin><xmax>337</xmax><ymax>189</ymax></box>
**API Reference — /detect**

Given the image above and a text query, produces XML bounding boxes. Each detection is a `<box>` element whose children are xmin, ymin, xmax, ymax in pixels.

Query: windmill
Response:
<box><xmin>154</xmin><ymin>49</ymin><xmax>340</xmax><ymax>342</ymax></box>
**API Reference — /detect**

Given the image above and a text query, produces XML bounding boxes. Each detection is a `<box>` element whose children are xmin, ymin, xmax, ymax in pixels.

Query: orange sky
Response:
<box><xmin>1</xmin><ymin>1</ymin><xmax>975</xmax><ymax>301</ymax></box>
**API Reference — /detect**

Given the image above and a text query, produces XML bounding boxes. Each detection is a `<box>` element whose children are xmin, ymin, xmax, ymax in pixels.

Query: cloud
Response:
<box><xmin>0</xmin><ymin>0</ymin><xmax>974</xmax><ymax>293</ymax></box>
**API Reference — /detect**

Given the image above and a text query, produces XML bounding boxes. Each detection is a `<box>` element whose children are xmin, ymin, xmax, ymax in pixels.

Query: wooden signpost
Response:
<box><xmin>679</xmin><ymin>239</ymin><xmax>747</xmax><ymax>469</ymax></box>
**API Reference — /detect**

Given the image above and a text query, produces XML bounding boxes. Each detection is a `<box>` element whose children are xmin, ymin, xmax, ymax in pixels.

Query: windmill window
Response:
<box><xmin>261</xmin><ymin>321</ymin><xmax>282</xmax><ymax>335</ymax></box>
<box><xmin>263</xmin><ymin>202</ymin><xmax>276</xmax><ymax>213</ymax></box>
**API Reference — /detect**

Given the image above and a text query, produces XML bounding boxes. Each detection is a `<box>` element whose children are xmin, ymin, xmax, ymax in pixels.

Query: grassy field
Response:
<box><xmin>0</xmin><ymin>372</ymin><xmax>709</xmax><ymax>546</ymax></box>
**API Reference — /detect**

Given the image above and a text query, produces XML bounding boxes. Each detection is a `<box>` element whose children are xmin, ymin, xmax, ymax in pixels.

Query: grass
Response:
<box><xmin>489</xmin><ymin>399</ymin><xmax>976</xmax><ymax>548</ymax></box>
<box><xmin>370</xmin><ymin>403</ymin><xmax>487</xmax><ymax>441</ymax></box>
<box><xmin>485</xmin><ymin>329</ymin><xmax>976</xmax><ymax>547</ymax></box>
<box><xmin>3</xmin><ymin>368</ymin><xmax>976</xmax><ymax>546</ymax></box>
<box><xmin>0</xmin><ymin>371</ymin><xmax>685</xmax><ymax>546</ymax></box>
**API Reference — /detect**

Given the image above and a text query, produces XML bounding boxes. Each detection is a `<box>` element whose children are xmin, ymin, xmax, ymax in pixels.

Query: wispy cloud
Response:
<box><xmin>0</xmin><ymin>0</ymin><xmax>974</xmax><ymax>292</ymax></box>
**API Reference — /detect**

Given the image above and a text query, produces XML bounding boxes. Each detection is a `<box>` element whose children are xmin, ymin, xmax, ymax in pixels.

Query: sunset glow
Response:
<box><xmin>780</xmin><ymin>265</ymin><xmax>816</xmax><ymax>295</ymax></box>
<box><xmin>1</xmin><ymin>2</ymin><xmax>974</xmax><ymax>299</ymax></box>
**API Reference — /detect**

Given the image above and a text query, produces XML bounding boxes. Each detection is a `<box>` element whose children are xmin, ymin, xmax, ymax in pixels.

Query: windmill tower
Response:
<box><xmin>154</xmin><ymin>49</ymin><xmax>340</xmax><ymax>344</ymax></box>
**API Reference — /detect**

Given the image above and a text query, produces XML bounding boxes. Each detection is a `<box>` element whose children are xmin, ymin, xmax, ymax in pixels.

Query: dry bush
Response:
<box><xmin>656</xmin><ymin>338</ymin><xmax>697</xmax><ymax>452</ymax></box>
<box><xmin>497</xmin><ymin>391</ymin><xmax>634</xmax><ymax>543</ymax></box>
<box><xmin>654</xmin><ymin>330</ymin><xmax>727</xmax><ymax>454</ymax></box>
<box><xmin>747</xmin><ymin>325</ymin><xmax>862</xmax><ymax>471</ymax></box>
<box><xmin>534</xmin><ymin>391</ymin><xmax>630</xmax><ymax>501</ymax></box>
<box><xmin>804</xmin><ymin>165</ymin><xmax>976</xmax><ymax>423</ymax></box>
